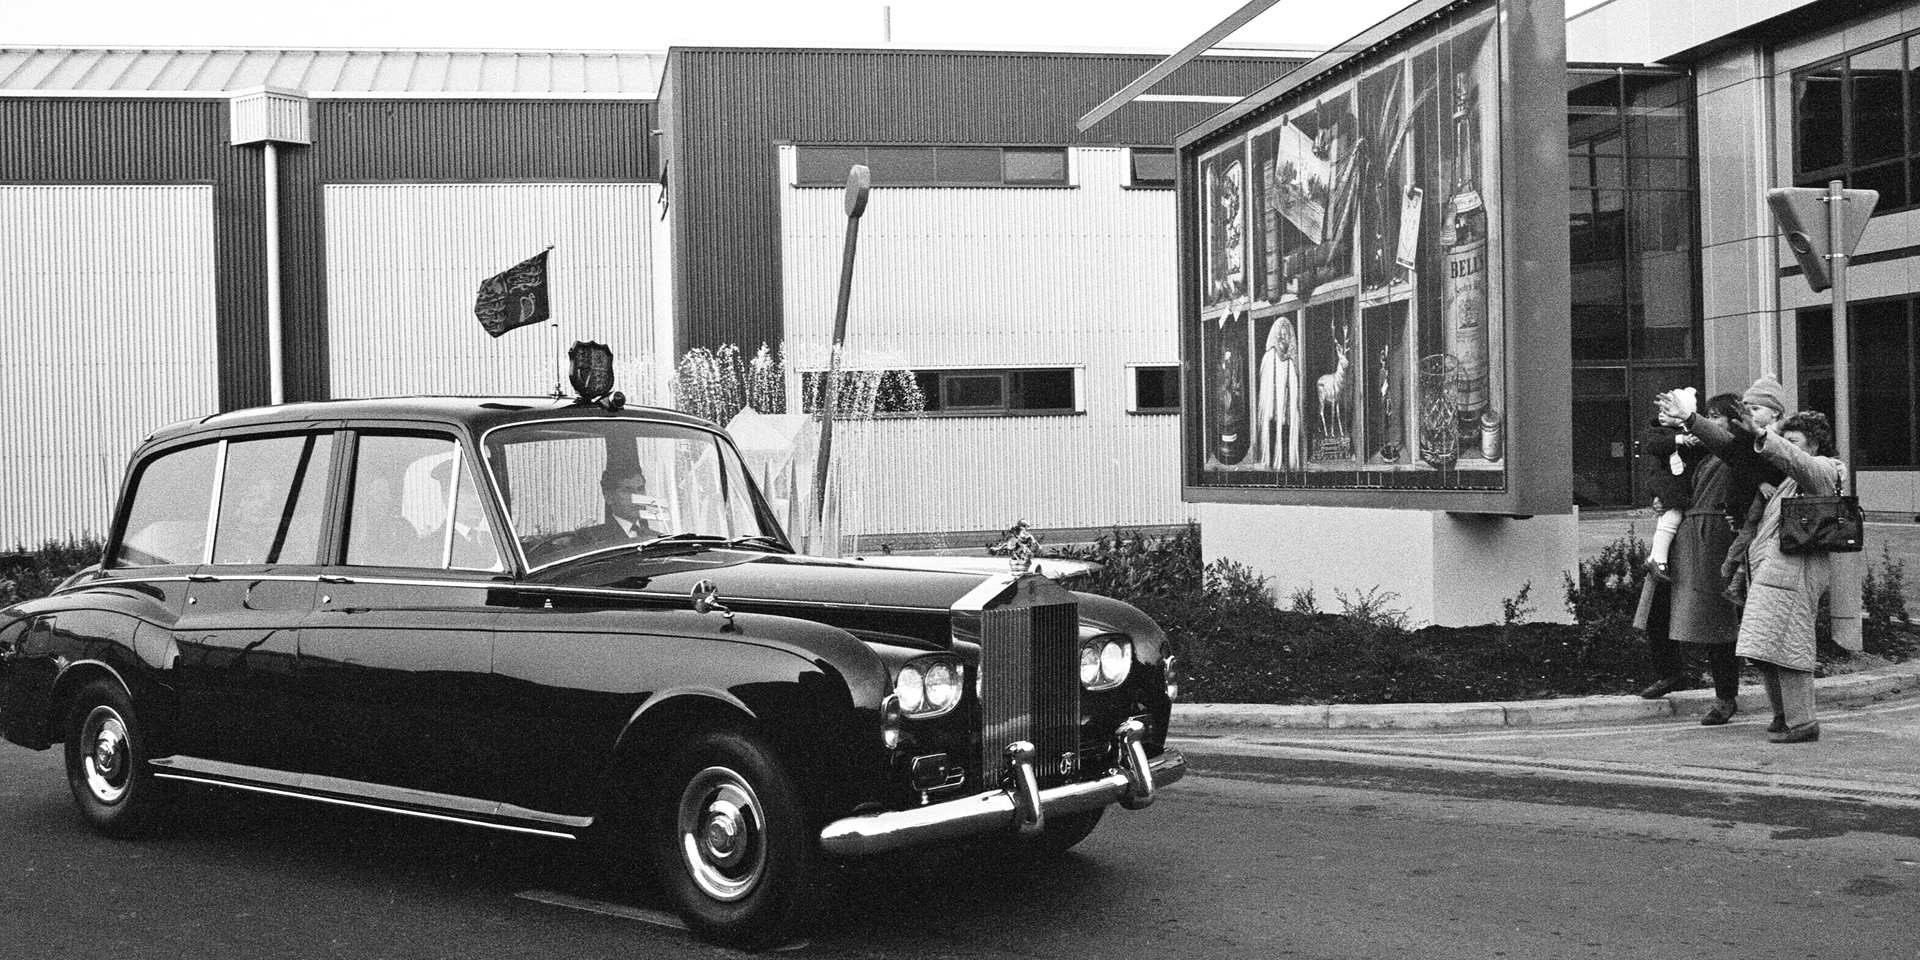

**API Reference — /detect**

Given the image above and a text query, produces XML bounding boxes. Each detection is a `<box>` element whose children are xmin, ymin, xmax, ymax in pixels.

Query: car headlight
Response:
<box><xmin>1080</xmin><ymin>634</ymin><xmax>1133</xmax><ymax>691</ymax></box>
<box><xmin>893</xmin><ymin>656</ymin><xmax>965</xmax><ymax>718</ymax></box>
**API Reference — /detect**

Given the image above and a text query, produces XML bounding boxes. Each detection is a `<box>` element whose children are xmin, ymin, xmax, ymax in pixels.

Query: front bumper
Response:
<box><xmin>819</xmin><ymin>719</ymin><xmax>1185</xmax><ymax>858</ymax></box>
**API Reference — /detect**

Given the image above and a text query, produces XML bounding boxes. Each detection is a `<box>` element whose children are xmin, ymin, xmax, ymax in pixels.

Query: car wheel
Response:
<box><xmin>62</xmin><ymin>679</ymin><xmax>166</xmax><ymax>838</ymax></box>
<box><xmin>649</xmin><ymin>730</ymin><xmax>829</xmax><ymax>950</ymax></box>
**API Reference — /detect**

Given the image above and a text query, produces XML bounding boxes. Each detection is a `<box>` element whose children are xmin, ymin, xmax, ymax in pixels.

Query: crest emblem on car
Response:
<box><xmin>568</xmin><ymin>341</ymin><xmax>621</xmax><ymax>407</ymax></box>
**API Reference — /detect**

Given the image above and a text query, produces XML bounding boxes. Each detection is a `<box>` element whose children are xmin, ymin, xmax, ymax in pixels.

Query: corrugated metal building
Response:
<box><xmin>0</xmin><ymin>44</ymin><xmax>1298</xmax><ymax>546</ymax></box>
<box><xmin>659</xmin><ymin>46</ymin><xmax>1300</xmax><ymax>542</ymax></box>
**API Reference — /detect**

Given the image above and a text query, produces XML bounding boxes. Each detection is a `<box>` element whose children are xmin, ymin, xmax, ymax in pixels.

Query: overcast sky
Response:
<box><xmin>9</xmin><ymin>0</ymin><xmax>1447</xmax><ymax>52</ymax></box>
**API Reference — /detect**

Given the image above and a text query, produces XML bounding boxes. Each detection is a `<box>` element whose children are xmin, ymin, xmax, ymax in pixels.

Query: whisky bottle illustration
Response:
<box><xmin>1214</xmin><ymin>311</ymin><xmax>1250</xmax><ymax>465</ymax></box>
<box><xmin>1440</xmin><ymin>74</ymin><xmax>1489</xmax><ymax>438</ymax></box>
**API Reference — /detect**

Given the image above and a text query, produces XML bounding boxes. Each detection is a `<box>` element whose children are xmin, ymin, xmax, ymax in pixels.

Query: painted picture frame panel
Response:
<box><xmin>1177</xmin><ymin>0</ymin><xmax>1568</xmax><ymax>513</ymax></box>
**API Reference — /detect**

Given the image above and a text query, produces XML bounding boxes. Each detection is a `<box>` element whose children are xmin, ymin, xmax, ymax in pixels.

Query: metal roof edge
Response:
<box><xmin>1174</xmin><ymin>0</ymin><xmax>1485</xmax><ymax>149</ymax></box>
<box><xmin>0</xmin><ymin>43</ymin><xmax>667</xmax><ymax>56</ymax></box>
<box><xmin>661</xmin><ymin>41</ymin><xmax>1315</xmax><ymax>60</ymax></box>
<box><xmin>0</xmin><ymin>87</ymin><xmax>657</xmax><ymax>102</ymax></box>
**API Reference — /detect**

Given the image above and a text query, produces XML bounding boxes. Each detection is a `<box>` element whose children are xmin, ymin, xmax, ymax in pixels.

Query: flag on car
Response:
<box><xmin>474</xmin><ymin>249</ymin><xmax>551</xmax><ymax>338</ymax></box>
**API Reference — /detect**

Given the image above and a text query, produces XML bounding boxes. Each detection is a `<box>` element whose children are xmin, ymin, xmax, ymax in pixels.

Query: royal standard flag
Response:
<box><xmin>474</xmin><ymin>249</ymin><xmax>551</xmax><ymax>338</ymax></box>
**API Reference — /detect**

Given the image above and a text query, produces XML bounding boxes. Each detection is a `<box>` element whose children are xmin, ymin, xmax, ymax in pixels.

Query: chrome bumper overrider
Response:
<box><xmin>819</xmin><ymin>719</ymin><xmax>1185</xmax><ymax>858</ymax></box>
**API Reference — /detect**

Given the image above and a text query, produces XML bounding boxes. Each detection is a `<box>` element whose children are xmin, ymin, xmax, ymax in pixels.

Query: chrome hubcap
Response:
<box><xmin>677</xmin><ymin>766</ymin><xmax>766</xmax><ymax>902</ymax></box>
<box><xmin>81</xmin><ymin>707</ymin><xmax>131</xmax><ymax>804</ymax></box>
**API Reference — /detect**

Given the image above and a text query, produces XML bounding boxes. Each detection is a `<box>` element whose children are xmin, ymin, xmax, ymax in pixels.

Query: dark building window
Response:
<box><xmin>914</xmin><ymin>368</ymin><xmax>1078</xmax><ymax>415</ymax></box>
<box><xmin>796</xmin><ymin>145</ymin><xmax>1071</xmax><ymax>187</ymax></box>
<box><xmin>1128</xmin><ymin>148</ymin><xmax>1177</xmax><ymax>188</ymax></box>
<box><xmin>1792</xmin><ymin>35</ymin><xmax>1920</xmax><ymax>212</ymax></box>
<box><xmin>1797</xmin><ymin>298</ymin><xmax>1919</xmax><ymax>467</ymax></box>
<box><xmin>1567</xmin><ymin>68</ymin><xmax>1702</xmax><ymax>507</ymax></box>
<box><xmin>1132</xmin><ymin>365</ymin><xmax>1180</xmax><ymax>412</ymax></box>
<box><xmin>798</xmin><ymin>368</ymin><xmax>1078</xmax><ymax>416</ymax></box>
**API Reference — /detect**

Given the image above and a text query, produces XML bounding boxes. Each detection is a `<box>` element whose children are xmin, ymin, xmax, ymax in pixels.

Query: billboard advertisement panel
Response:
<box><xmin>1177</xmin><ymin>0</ymin><xmax>1569</xmax><ymax>514</ymax></box>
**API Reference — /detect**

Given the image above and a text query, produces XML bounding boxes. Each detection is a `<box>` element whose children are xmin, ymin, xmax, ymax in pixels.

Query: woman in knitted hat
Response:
<box><xmin>1741</xmin><ymin>374</ymin><xmax>1787</xmax><ymax>431</ymax></box>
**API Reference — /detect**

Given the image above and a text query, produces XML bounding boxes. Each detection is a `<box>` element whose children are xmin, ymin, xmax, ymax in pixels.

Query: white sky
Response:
<box><xmin>7</xmin><ymin>0</ymin><xmax>1451</xmax><ymax>53</ymax></box>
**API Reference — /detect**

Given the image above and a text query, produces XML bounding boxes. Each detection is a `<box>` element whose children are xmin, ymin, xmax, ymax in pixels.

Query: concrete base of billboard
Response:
<box><xmin>1194</xmin><ymin>502</ymin><xmax>1579</xmax><ymax>627</ymax></box>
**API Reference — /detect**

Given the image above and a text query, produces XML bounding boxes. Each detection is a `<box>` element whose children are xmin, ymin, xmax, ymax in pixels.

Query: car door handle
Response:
<box><xmin>320</xmin><ymin>574</ymin><xmax>355</xmax><ymax>584</ymax></box>
<box><xmin>187</xmin><ymin>574</ymin><xmax>218</xmax><ymax>582</ymax></box>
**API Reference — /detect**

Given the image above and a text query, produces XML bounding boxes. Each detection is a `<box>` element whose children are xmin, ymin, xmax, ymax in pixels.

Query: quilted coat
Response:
<box><xmin>1731</xmin><ymin>431</ymin><xmax>1863</xmax><ymax>670</ymax></box>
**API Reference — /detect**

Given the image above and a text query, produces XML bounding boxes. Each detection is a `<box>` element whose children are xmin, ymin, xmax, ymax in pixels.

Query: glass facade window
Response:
<box><xmin>1792</xmin><ymin>35</ymin><xmax>1920</xmax><ymax>212</ymax></box>
<box><xmin>1567</xmin><ymin>68</ymin><xmax>1702</xmax><ymax>507</ymax></box>
<box><xmin>1796</xmin><ymin>299</ymin><xmax>1919</xmax><ymax>468</ymax></box>
<box><xmin>795</xmin><ymin>145</ymin><xmax>1071</xmax><ymax>187</ymax></box>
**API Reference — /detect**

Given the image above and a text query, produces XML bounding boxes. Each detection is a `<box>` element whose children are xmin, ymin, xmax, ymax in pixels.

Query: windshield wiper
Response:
<box><xmin>636</xmin><ymin>533</ymin><xmax>727</xmax><ymax>549</ymax></box>
<box><xmin>724</xmin><ymin>534</ymin><xmax>791</xmax><ymax>553</ymax></box>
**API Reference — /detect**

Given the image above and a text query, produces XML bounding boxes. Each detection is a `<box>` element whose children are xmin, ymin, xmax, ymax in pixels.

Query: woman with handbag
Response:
<box><xmin>1662</xmin><ymin>392</ymin><xmax>1862</xmax><ymax>743</ymax></box>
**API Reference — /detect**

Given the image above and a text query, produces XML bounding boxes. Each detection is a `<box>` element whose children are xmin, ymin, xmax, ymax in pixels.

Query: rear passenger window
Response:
<box><xmin>212</xmin><ymin>434</ymin><xmax>334</xmax><ymax>566</ymax></box>
<box><xmin>344</xmin><ymin>434</ymin><xmax>463</xmax><ymax>569</ymax></box>
<box><xmin>116</xmin><ymin>443</ymin><xmax>218</xmax><ymax>567</ymax></box>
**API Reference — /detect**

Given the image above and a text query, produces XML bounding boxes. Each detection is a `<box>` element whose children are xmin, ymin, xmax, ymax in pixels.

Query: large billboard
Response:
<box><xmin>1177</xmin><ymin>0</ymin><xmax>1569</xmax><ymax>514</ymax></box>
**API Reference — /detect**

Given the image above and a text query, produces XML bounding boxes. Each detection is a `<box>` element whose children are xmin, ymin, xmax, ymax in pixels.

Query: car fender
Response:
<box><xmin>1074</xmin><ymin>591</ymin><xmax>1169</xmax><ymax>664</ymax></box>
<box><xmin>1</xmin><ymin>604</ymin><xmax>175</xmax><ymax>751</ymax></box>
<box><xmin>568</xmin><ymin>610</ymin><xmax>892</xmax><ymax>819</ymax></box>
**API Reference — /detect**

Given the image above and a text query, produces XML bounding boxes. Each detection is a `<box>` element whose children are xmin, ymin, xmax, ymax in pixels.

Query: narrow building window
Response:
<box><xmin>795</xmin><ymin>145</ymin><xmax>1071</xmax><ymax>187</ymax></box>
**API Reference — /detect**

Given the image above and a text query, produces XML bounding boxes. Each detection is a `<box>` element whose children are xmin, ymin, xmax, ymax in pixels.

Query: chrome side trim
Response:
<box><xmin>56</xmin><ymin>574</ymin><xmax>194</xmax><ymax>595</ymax></box>
<box><xmin>527</xmin><ymin>582</ymin><xmax>942</xmax><ymax>615</ymax></box>
<box><xmin>819</xmin><ymin>750</ymin><xmax>1186</xmax><ymax>858</ymax></box>
<box><xmin>318</xmin><ymin>574</ymin><xmax>508</xmax><ymax>591</ymax></box>
<box><xmin>149</xmin><ymin>756</ymin><xmax>590</xmax><ymax>839</ymax></box>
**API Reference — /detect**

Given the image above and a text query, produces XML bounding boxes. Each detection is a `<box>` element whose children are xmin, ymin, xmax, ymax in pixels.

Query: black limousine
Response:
<box><xmin>0</xmin><ymin>395</ymin><xmax>1184</xmax><ymax>949</ymax></box>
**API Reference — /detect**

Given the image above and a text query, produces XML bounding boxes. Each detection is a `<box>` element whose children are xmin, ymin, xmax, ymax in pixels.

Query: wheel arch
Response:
<box><xmin>43</xmin><ymin>660</ymin><xmax>136</xmax><ymax>747</ymax></box>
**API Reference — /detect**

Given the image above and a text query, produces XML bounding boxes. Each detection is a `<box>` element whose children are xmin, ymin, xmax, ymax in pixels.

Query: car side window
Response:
<box><xmin>211</xmin><ymin>433</ymin><xmax>335</xmax><ymax>566</ymax></box>
<box><xmin>115</xmin><ymin>442</ymin><xmax>219</xmax><ymax>567</ymax></box>
<box><xmin>343</xmin><ymin>434</ymin><xmax>497</xmax><ymax>570</ymax></box>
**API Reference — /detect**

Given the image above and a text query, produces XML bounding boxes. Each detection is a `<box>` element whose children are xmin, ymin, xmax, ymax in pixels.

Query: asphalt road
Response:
<box><xmin>4</xmin><ymin>739</ymin><xmax>1919</xmax><ymax>959</ymax></box>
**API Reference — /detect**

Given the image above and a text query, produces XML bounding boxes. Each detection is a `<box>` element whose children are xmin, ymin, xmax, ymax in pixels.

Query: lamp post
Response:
<box><xmin>809</xmin><ymin>165</ymin><xmax>872</xmax><ymax>548</ymax></box>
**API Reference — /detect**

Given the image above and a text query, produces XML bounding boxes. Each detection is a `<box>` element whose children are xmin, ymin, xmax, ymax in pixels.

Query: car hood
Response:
<box><xmin>528</xmin><ymin>547</ymin><xmax>999</xmax><ymax>612</ymax></box>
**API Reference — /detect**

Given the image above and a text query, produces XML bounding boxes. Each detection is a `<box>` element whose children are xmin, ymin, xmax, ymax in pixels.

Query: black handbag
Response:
<box><xmin>1779</xmin><ymin>472</ymin><xmax>1865</xmax><ymax>555</ymax></box>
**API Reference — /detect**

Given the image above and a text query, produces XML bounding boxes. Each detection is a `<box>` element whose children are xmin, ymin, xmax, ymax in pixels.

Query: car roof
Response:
<box><xmin>146</xmin><ymin>396</ymin><xmax>721</xmax><ymax>444</ymax></box>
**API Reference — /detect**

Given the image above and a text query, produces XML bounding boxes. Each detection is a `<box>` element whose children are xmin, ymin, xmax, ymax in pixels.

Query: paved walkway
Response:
<box><xmin>1167</xmin><ymin>509</ymin><xmax>1920</xmax><ymax>801</ymax></box>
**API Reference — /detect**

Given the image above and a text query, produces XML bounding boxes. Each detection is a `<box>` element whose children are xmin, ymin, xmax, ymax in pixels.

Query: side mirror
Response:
<box><xmin>690</xmin><ymin>579</ymin><xmax>735</xmax><ymax>628</ymax></box>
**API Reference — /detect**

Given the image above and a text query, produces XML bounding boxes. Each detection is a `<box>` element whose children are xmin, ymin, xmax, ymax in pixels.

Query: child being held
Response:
<box><xmin>1639</xmin><ymin>415</ymin><xmax>1706</xmax><ymax>580</ymax></box>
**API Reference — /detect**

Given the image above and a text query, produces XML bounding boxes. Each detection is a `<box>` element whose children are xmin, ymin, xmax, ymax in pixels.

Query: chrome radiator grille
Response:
<box><xmin>978</xmin><ymin>601</ymin><xmax>1081</xmax><ymax>788</ymax></box>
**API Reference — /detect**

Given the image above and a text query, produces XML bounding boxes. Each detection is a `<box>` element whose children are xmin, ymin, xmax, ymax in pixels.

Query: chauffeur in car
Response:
<box><xmin>0</xmin><ymin>389</ymin><xmax>1185</xmax><ymax>950</ymax></box>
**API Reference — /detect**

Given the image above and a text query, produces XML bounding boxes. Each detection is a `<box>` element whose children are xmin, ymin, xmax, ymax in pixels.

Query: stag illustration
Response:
<box><xmin>1317</xmin><ymin>331</ymin><xmax>1352</xmax><ymax>440</ymax></box>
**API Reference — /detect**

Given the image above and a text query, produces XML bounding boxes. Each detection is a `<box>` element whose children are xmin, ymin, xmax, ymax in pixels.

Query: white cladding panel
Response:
<box><xmin>780</xmin><ymin>146</ymin><xmax>1186</xmax><ymax>535</ymax></box>
<box><xmin>822</xmin><ymin>415</ymin><xmax>1184</xmax><ymax>537</ymax></box>
<box><xmin>326</xmin><ymin>183</ymin><xmax>671</xmax><ymax>404</ymax></box>
<box><xmin>0</xmin><ymin>185</ymin><xmax>218</xmax><ymax>545</ymax></box>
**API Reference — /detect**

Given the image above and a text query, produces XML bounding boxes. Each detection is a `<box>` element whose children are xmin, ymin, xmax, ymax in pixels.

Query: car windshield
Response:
<box><xmin>484</xmin><ymin>418</ymin><xmax>782</xmax><ymax>568</ymax></box>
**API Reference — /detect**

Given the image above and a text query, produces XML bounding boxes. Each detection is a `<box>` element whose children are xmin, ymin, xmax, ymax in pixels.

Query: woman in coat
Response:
<box><xmin>1634</xmin><ymin>393</ymin><xmax>1744</xmax><ymax>723</ymax></box>
<box><xmin>1665</xmin><ymin>394</ymin><xmax>1861</xmax><ymax>743</ymax></box>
